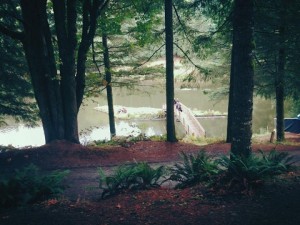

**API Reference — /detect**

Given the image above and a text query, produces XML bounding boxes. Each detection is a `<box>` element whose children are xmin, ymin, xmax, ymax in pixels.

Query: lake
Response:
<box><xmin>0</xmin><ymin>85</ymin><xmax>276</xmax><ymax>147</ymax></box>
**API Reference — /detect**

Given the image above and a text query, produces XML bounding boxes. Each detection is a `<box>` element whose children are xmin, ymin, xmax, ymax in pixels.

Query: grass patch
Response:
<box><xmin>182</xmin><ymin>135</ymin><xmax>224</xmax><ymax>145</ymax></box>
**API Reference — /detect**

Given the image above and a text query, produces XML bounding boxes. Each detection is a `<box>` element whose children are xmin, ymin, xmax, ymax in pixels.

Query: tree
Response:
<box><xmin>226</xmin><ymin>47</ymin><xmax>234</xmax><ymax>143</ymax></box>
<box><xmin>101</xmin><ymin>14</ymin><xmax>116</xmax><ymax>138</ymax></box>
<box><xmin>165</xmin><ymin>0</ymin><xmax>177</xmax><ymax>142</ymax></box>
<box><xmin>0</xmin><ymin>1</ymin><xmax>38</xmax><ymax>125</ymax></box>
<box><xmin>230</xmin><ymin>0</ymin><xmax>255</xmax><ymax>158</ymax></box>
<box><xmin>275</xmin><ymin>0</ymin><xmax>287</xmax><ymax>141</ymax></box>
<box><xmin>0</xmin><ymin>0</ymin><xmax>108</xmax><ymax>144</ymax></box>
<box><xmin>85</xmin><ymin>0</ymin><xmax>164</xmax><ymax>139</ymax></box>
<box><xmin>0</xmin><ymin>35</ymin><xmax>38</xmax><ymax>125</ymax></box>
<box><xmin>254</xmin><ymin>0</ymin><xmax>300</xmax><ymax>141</ymax></box>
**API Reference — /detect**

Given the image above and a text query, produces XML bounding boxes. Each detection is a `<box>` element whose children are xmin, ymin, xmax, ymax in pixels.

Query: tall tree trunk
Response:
<box><xmin>226</xmin><ymin>47</ymin><xmax>235</xmax><ymax>143</ymax></box>
<box><xmin>230</xmin><ymin>0</ymin><xmax>255</xmax><ymax>158</ymax></box>
<box><xmin>52</xmin><ymin>0</ymin><xmax>79</xmax><ymax>143</ymax></box>
<box><xmin>76</xmin><ymin>0</ymin><xmax>107</xmax><ymax>110</ymax></box>
<box><xmin>165</xmin><ymin>0</ymin><xmax>177</xmax><ymax>142</ymax></box>
<box><xmin>276</xmin><ymin>0</ymin><xmax>287</xmax><ymax>142</ymax></box>
<box><xmin>1</xmin><ymin>0</ymin><xmax>108</xmax><ymax>144</ymax></box>
<box><xmin>21</xmin><ymin>0</ymin><xmax>64</xmax><ymax>143</ymax></box>
<box><xmin>102</xmin><ymin>33</ymin><xmax>116</xmax><ymax>138</ymax></box>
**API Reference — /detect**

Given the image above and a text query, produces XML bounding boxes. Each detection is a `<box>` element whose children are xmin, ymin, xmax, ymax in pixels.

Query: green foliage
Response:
<box><xmin>254</xmin><ymin>0</ymin><xmax>300</xmax><ymax>102</ymax></box>
<box><xmin>92</xmin><ymin>134</ymin><xmax>149</xmax><ymax>147</ymax></box>
<box><xmin>85</xmin><ymin>0</ymin><xmax>165</xmax><ymax>99</ymax></box>
<box><xmin>182</xmin><ymin>135</ymin><xmax>224</xmax><ymax>146</ymax></box>
<box><xmin>149</xmin><ymin>134</ymin><xmax>167</xmax><ymax>141</ymax></box>
<box><xmin>0</xmin><ymin>164</ymin><xmax>69</xmax><ymax>208</ymax></box>
<box><xmin>99</xmin><ymin>162</ymin><xmax>165</xmax><ymax>198</ymax></box>
<box><xmin>259</xmin><ymin>150</ymin><xmax>295</xmax><ymax>173</ymax></box>
<box><xmin>169</xmin><ymin>151</ymin><xmax>220</xmax><ymax>189</ymax></box>
<box><xmin>0</xmin><ymin>145</ymin><xmax>16</xmax><ymax>153</ymax></box>
<box><xmin>0</xmin><ymin>36</ymin><xmax>38</xmax><ymax>125</ymax></box>
<box><xmin>132</xmin><ymin>162</ymin><xmax>165</xmax><ymax>189</ymax></box>
<box><xmin>289</xmin><ymin>99</ymin><xmax>300</xmax><ymax>117</ymax></box>
<box><xmin>168</xmin><ymin>149</ymin><xmax>295</xmax><ymax>194</ymax></box>
<box><xmin>0</xmin><ymin>1</ymin><xmax>38</xmax><ymax>125</ymax></box>
<box><xmin>218</xmin><ymin>150</ymin><xmax>295</xmax><ymax>193</ymax></box>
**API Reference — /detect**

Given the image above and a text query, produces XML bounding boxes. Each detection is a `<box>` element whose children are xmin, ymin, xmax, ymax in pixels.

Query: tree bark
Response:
<box><xmin>76</xmin><ymin>0</ymin><xmax>108</xmax><ymax>110</ymax></box>
<box><xmin>230</xmin><ymin>0</ymin><xmax>254</xmax><ymax>158</ymax></box>
<box><xmin>21</xmin><ymin>0</ymin><xmax>64</xmax><ymax>143</ymax></box>
<box><xmin>226</xmin><ymin>47</ymin><xmax>234</xmax><ymax>143</ymax></box>
<box><xmin>1</xmin><ymin>0</ymin><xmax>108</xmax><ymax>144</ymax></box>
<box><xmin>276</xmin><ymin>0</ymin><xmax>287</xmax><ymax>142</ymax></box>
<box><xmin>165</xmin><ymin>0</ymin><xmax>177</xmax><ymax>142</ymax></box>
<box><xmin>52</xmin><ymin>0</ymin><xmax>79</xmax><ymax>143</ymax></box>
<box><xmin>102</xmin><ymin>33</ymin><xmax>116</xmax><ymax>137</ymax></box>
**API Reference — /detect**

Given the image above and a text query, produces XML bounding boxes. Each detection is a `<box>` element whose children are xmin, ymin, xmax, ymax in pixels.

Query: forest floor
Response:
<box><xmin>0</xmin><ymin>133</ymin><xmax>300</xmax><ymax>225</ymax></box>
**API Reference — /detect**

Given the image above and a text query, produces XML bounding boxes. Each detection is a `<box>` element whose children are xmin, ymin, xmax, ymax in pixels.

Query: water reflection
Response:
<box><xmin>198</xmin><ymin>118</ymin><xmax>227</xmax><ymax>138</ymax></box>
<box><xmin>0</xmin><ymin>86</ymin><xmax>276</xmax><ymax>147</ymax></box>
<box><xmin>0</xmin><ymin>125</ymin><xmax>44</xmax><ymax>147</ymax></box>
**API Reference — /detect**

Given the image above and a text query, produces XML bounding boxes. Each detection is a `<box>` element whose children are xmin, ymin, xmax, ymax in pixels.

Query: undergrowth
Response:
<box><xmin>98</xmin><ymin>150</ymin><xmax>296</xmax><ymax>197</ymax></box>
<box><xmin>182</xmin><ymin>135</ymin><xmax>224</xmax><ymax>145</ymax></box>
<box><xmin>0</xmin><ymin>164</ymin><xmax>69</xmax><ymax>208</ymax></box>
<box><xmin>169</xmin><ymin>151</ymin><xmax>220</xmax><ymax>188</ymax></box>
<box><xmin>99</xmin><ymin>162</ymin><xmax>165</xmax><ymax>198</ymax></box>
<box><xmin>217</xmin><ymin>150</ymin><xmax>295</xmax><ymax>194</ymax></box>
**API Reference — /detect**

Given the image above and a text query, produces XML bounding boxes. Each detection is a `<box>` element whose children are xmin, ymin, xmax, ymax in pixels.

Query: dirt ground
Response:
<box><xmin>0</xmin><ymin>133</ymin><xmax>300</xmax><ymax>225</ymax></box>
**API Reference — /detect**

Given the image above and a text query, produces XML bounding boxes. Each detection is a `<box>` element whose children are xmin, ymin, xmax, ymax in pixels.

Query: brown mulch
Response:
<box><xmin>0</xmin><ymin>133</ymin><xmax>300</xmax><ymax>225</ymax></box>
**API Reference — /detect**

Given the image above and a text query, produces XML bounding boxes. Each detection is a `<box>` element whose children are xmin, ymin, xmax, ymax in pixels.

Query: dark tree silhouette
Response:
<box><xmin>165</xmin><ymin>0</ymin><xmax>177</xmax><ymax>142</ymax></box>
<box><xmin>230</xmin><ymin>0</ymin><xmax>255</xmax><ymax>158</ymax></box>
<box><xmin>0</xmin><ymin>0</ymin><xmax>108</xmax><ymax>143</ymax></box>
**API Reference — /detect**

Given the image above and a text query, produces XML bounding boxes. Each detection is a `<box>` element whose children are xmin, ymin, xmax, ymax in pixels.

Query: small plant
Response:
<box><xmin>259</xmin><ymin>149</ymin><xmax>295</xmax><ymax>173</ymax></box>
<box><xmin>218</xmin><ymin>150</ymin><xmax>295</xmax><ymax>193</ymax></box>
<box><xmin>0</xmin><ymin>164</ymin><xmax>69</xmax><ymax>207</ymax></box>
<box><xmin>99</xmin><ymin>164</ymin><xmax>136</xmax><ymax>198</ymax></box>
<box><xmin>169</xmin><ymin>151</ymin><xmax>220</xmax><ymax>189</ymax></box>
<box><xmin>149</xmin><ymin>134</ymin><xmax>167</xmax><ymax>141</ymax></box>
<box><xmin>132</xmin><ymin>162</ymin><xmax>165</xmax><ymax>189</ymax></box>
<box><xmin>182</xmin><ymin>135</ymin><xmax>224</xmax><ymax>145</ymax></box>
<box><xmin>0</xmin><ymin>145</ymin><xmax>16</xmax><ymax>153</ymax></box>
<box><xmin>99</xmin><ymin>162</ymin><xmax>165</xmax><ymax>198</ymax></box>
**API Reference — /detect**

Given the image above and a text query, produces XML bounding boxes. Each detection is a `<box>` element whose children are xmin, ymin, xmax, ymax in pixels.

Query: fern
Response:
<box><xmin>169</xmin><ymin>151</ymin><xmax>220</xmax><ymax>189</ymax></box>
<box><xmin>99</xmin><ymin>162</ymin><xmax>166</xmax><ymax>198</ymax></box>
<box><xmin>132</xmin><ymin>162</ymin><xmax>165</xmax><ymax>189</ymax></box>
<box><xmin>0</xmin><ymin>164</ymin><xmax>69</xmax><ymax>207</ymax></box>
<box><xmin>218</xmin><ymin>150</ymin><xmax>295</xmax><ymax>192</ymax></box>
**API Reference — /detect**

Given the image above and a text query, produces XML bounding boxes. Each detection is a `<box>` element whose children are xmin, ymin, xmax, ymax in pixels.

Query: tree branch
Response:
<box><xmin>172</xmin><ymin>4</ymin><xmax>193</xmax><ymax>45</ymax></box>
<box><xmin>173</xmin><ymin>42</ymin><xmax>208</xmax><ymax>74</ymax></box>
<box><xmin>92</xmin><ymin>40</ymin><xmax>102</xmax><ymax>76</ymax></box>
<box><xmin>0</xmin><ymin>23</ymin><xmax>25</xmax><ymax>42</ymax></box>
<box><xmin>133</xmin><ymin>44</ymin><xmax>165</xmax><ymax>69</ymax></box>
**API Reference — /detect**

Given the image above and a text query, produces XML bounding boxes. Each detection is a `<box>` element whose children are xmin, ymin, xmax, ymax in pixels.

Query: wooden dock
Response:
<box><xmin>174</xmin><ymin>102</ymin><xmax>206</xmax><ymax>138</ymax></box>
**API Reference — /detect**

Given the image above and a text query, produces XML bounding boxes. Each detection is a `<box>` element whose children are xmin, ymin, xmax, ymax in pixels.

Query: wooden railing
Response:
<box><xmin>174</xmin><ymin>102</ymin><xmax>206</xmax><ymax>137</ymax></box>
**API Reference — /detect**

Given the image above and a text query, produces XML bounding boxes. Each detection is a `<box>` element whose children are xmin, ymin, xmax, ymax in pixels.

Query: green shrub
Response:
<box><xmin>218</xmin><ymin>150</ymin><xmax>295</xmax><ymax>193</ymax></box>
<box><xmin>93</xmin><ymin>134</ymin><xmax>149</xmax><ymax>147</ymax></box>
<box><xmin>149</xmin><ymin>134</ymin><xmax>167</xmax><ymax>141</ymax></box>
<box><xmin>259</xmin><ymin>150</ymin><xmax>295</xmax><ymax>173</ymax></box>
<box><xmin>182</xmin><ymin>135</ymin><xmax>224</xmax><ymax>145</ymax></box>
<box><xmin>169</xmin><ymin>151</ymin><xmax>220</xmax><ymax>189</ymax></box>
<box><xmin>99</xmin><ymin>162</ymin><xmax>165</xmax><ymax>198</ymax></box>
<box><xmin>132</xmin><ymin>162</ymin><xmax>165</xmax><ymax>189</ymax></box>
<box><xmin>0</xmin><ymin>164</ymin><xmax>69</xmax><ymax>207</ymax></box>
<box><xmin>0</xmin><ymin>145</ymin><xmax>15</xmax><ymax>153</ymax></box>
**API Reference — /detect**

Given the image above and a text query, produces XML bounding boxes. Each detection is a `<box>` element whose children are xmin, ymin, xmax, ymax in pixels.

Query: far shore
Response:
<box><xmin>95</xmin><ymin>105</ymin><xmax>227</xmax><ymax>120</ymax></box>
